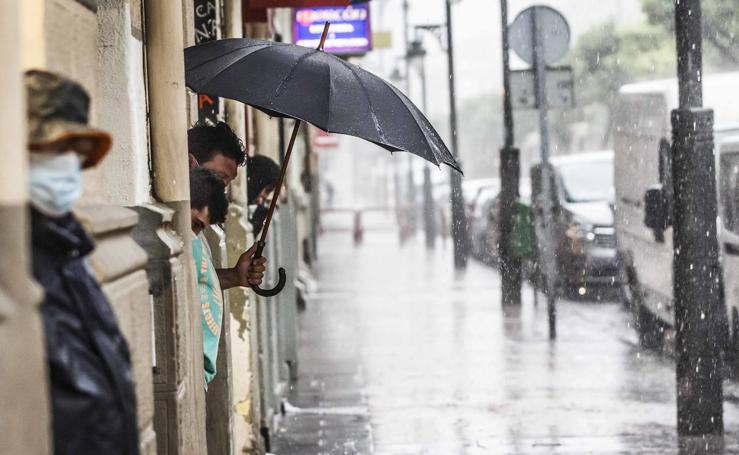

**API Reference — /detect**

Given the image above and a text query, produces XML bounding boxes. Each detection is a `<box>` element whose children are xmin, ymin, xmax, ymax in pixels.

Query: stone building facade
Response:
<box><xmin>0</xmin><ymin>1</ymin><xmax>318</xmax><ymax>454</ymax></box>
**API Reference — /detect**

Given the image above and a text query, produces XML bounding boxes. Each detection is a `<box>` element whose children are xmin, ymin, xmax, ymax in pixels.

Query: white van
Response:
<box><xmin>613</xmin><ymin>72</ymin><xmax>739</xmax><ymax>349</ymax></box>
<box><xmin>719</xmin><ymin>137</ymin><xmax>739</xmax><ymax>352</ymax></box>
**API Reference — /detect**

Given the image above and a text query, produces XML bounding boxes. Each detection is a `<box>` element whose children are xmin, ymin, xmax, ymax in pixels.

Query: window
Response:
<box><xmin>557</xmin><ymin>156</ymin><xmax>615</xmax><ymax>204</ymax></box>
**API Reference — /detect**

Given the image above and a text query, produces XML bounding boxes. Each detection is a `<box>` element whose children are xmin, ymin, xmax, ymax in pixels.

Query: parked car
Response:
<box><xmin>530</xmin><ymin>151</ymin><xmax>618</xmax><ymax>296</ymax></box>
<box><xmin>470</xmin><ymin>181</ymin><xmax>532</xmax><ymax>265</ymax></box>
<box><xmin>613</xmin><ymin>72</ymin><xmax>739</xmax><ymax>349</ymax></box>
<box><xmin>462</xmin><ymin>178</ymin><xmax>500</xmax><ymax>207</ymax></box>
<box><xmin>470</xmin><ymin>185</ymin><xmax>500</xmax><ymax>262</ymax></box>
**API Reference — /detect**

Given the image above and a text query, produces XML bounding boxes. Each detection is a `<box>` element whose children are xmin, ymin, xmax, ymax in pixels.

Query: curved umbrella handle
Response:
<box><xmin>250</xmin><ymin>240</ymin><xmax>287</xmax><ymax>298</ymax></box>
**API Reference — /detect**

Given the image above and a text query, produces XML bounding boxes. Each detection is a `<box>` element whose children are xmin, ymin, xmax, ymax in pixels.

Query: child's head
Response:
<box><xmin>190</xmin><ymin>167</ymin><xmax>228</xmax><ymax>235</ymax></box>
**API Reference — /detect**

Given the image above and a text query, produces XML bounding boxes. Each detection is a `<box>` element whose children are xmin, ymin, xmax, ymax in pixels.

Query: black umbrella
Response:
<box><xmin>184</xmin><ymin>24</ymin><xmax>461</xmax><ymax>297</ymax></box>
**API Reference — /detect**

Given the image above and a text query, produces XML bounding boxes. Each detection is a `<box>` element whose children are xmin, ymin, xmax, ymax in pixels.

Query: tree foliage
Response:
<box><xmin>570</xmin><ymin>22</ymin><xmax>674</xmax><ymax>108</ymax></box>
<box><xmin>572</xmin><ymin>0</ymin><xmax>739</xmax><ymax>108</ymax></box>
<box><xmin>642</xmin><ymin>0</ymin><xmax>739</xmax><ymax>67</ymax></box>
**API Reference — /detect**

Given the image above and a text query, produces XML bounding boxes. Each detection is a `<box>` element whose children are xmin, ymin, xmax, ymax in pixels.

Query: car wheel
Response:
<box><xmin>619</xmin><ymin>265</ymin><xmax>637</xmax><ymax>309</ymax></box>
<box><xmin>625</xmin><ymin>269</ymin><xmax>668</xmax><ymax>351</ymax></box>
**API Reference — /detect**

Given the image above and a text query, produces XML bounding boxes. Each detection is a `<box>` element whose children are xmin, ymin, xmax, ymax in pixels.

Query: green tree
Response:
<box><xmin>642</xmin><ymin>0</ymin><xmax>739</xmax><ymax>67</ymax></box>
<box><xmin>570</xmin><ymin>21</ymin><xmax>674</xmax><ymax>109</ymax></box>
<box><xmin>569</xmin><ymin>21</ymin><xmax>674</xmax><ymax>145</ymax></box>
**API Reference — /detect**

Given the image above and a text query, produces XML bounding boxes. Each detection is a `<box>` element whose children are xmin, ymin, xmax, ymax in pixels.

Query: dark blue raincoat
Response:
<box><xmin>31</xmin><ymin>209</ymin><xmax>139</xmax><ymax>455</ymax></box>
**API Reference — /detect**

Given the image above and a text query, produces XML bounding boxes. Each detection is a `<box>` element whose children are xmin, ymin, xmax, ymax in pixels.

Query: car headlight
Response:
<box><xmin>566</xmin><ymin>219</ymin><xmax>595</xmax><ymax>241</ymax></box>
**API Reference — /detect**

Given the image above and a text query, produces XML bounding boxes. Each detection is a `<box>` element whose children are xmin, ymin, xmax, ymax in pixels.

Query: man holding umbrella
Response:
<box><xmin>187</xmin><ymin>121</ymin><xmax>268</xmax><ymax>291</ymax></box>
<box><xmin>187</xmin><ymin>122</ymin><xmax>278</xmax><ymax>384</ymax></box>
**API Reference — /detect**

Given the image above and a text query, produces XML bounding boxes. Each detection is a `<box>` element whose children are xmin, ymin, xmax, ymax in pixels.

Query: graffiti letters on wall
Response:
<box><xmin>194</xmin><ymin>0</ymin><xmax>219</xmax><ymax>123</ymax></box>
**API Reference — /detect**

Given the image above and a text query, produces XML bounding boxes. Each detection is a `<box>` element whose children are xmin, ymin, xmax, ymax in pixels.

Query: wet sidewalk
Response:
<box><xmin>272</xmin><ymin>230</ymin><xmax>739</xmax><ymax>454</ymax></box>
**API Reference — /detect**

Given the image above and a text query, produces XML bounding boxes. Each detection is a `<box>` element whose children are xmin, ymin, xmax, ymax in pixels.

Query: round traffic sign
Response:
<box><xmin>509</xmin><ymin>6</ymin><xmax>570</xmax><ymax>65</ymax></box>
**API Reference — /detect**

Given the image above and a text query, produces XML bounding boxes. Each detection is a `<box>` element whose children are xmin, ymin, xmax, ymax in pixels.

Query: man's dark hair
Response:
<box><xmin>190</xmin><ymin>168</ymin><xmax>229</xmax><ymax>225</ymax></box>
<box><xmin>247</xmin><ymin>155</ymin><xmax>281</xmax><ymax>204</ymax></box>
<box><xmin>188</xmin><ymin>121</ymin><xmax>246</xmax><ymax>167</ymax></box>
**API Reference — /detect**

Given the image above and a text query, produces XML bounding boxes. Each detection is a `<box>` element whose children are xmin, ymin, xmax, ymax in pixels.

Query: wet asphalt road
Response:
<box><xmin>273</xmin><ymin>230</ymin><xmax>739</xmax><ymax>454</ymax></box>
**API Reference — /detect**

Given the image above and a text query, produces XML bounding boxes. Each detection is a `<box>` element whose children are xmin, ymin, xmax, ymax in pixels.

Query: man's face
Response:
<box><xmin>27</xmin><ymin>149</ymin><xmax>84</xmax><ymax>217</ymax></box>
<box><xmin>191</xmin><ymin>206</ymin><xmax>211</xmax><ymax>235</ymax></box>
<box><xmin>189</xmin><ymin>152</ymin><xmax>238</xmax><ymax>186</ymax></box>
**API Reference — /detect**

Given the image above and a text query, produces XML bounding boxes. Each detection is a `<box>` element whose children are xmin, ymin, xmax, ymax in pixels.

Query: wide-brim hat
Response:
<box><xmin>25</xmin><ymin>70</ymin><xmax>112</xmax><ymax>169</ymax></box>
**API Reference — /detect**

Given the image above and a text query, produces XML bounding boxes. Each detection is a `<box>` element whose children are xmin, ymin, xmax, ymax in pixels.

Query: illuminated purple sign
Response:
<box><xmin>293</xmin><ymin>4</ymin><xmax>372</xmax><ymax>55</ymax></box>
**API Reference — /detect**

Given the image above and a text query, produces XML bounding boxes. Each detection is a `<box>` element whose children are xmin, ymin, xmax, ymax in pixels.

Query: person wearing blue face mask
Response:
<box><xmin>26</xmin><ymin>70</ymin><xmax>139</xmax><ymax>455</ymax></box>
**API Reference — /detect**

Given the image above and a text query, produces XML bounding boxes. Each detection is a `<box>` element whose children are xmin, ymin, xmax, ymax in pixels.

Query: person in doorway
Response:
<box><xmin>187</xmin><ymin>121</ymin><xmax>267</xmax><ymax>290</ymax></box>
<box><xmin>246</xmin><ymin>154</ymin><xmax>280</xmax><ymax>236</ymax></box>
<box><xmin>26</xmin><ymin>70</ymin><xmax>139</xmax><ymax>455</ymax></box>
<box><xmin>188</xmin><ymin>121</ymin><xmax>245</xmax><ymax>185</ymax></box>
<box><xmin>191</xmin><ymin>167</ymin><xmax>229</xmax><ymax>236</ymax></box>
<box><xmin>190</xmin><ymin>167</ymin><xmax>250</xmax><ymax>386</ymax></box>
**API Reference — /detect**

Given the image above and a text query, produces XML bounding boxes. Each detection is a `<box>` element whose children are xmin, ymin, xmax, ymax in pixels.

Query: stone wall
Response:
<box><xmin>131</xmin><ymin>206</ymin><xmax>202</xmax><ymax>455</ymax></box>
<box><xmin>78</xmin><ymin>205</ymin><xmax>157</xmax><ymax>455</ymax></box>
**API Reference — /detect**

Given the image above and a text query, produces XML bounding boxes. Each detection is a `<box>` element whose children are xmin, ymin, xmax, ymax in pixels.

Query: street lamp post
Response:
<box><xmin>403</xmin><ymin>0</ymin><xmax>417</xmax><ymax>236</ymax></box>
<box><xmin>410</xmin><ymin>1</ymin><xmax>466</xmax><ymax>263</ymax></box>
<box><xmin>407</xmin><ymin>38</ymin><xmax>437</xmax><ymax>248</ymax></box>
<box><xmin>671</xmin><ymin>0</ymin><xmax>724</xmax><ymax>446</ymax></box>
<box><xmin>444</xmin><ymin>0</ymin><xmax>468</xmax><ymax>269</ymax></box>
<box><xmin>389</xmin><ymin>67</ymin><xmax>407</xmax><ymax>231</ymax></box>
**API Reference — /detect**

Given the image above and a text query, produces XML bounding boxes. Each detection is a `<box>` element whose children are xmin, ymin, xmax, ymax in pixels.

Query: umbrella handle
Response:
<box><xmin>249</xmin><ymin>23</ymin><xmax>329</xmax><ymax>300</ymax></box>
<box><xmin>250</xmin><ymin>240</ymin><xmax>287</xmax><ymax>298</ymax></box>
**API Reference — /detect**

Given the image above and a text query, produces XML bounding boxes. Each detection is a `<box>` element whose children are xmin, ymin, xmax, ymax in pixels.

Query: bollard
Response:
<box><xmin>353</xmin><ymin>210</ymin><xmax>364</xmax><ymax>245</ymax></box>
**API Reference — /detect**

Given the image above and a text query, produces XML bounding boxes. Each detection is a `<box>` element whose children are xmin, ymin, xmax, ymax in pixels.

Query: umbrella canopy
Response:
<box><xmin>185</xmin><ymin>38</ymin><xmax>461</xmax><ymax>173</ymax></box>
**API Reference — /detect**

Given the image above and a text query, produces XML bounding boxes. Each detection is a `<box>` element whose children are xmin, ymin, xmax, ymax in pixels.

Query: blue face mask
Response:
<box><xmin>28</xmin><ymin>152</ymin><xmax>83</xmax><ymax>217</ymax></box>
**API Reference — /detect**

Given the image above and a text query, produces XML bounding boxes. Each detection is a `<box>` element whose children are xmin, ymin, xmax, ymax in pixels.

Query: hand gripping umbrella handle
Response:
<box><xmin>250</xmin><ymin>240</ymin><xmax>287</xmax><ymax>298</ymax></box>
<box><xmin>249</xmin><ymin>24</ymin><xmax>328</xmax><ymax>299</ymax></box>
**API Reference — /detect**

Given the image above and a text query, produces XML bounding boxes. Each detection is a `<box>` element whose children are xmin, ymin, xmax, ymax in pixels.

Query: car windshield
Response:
<box><xmin>557</xmin><ymin>157</ymin><xmax>614</xmax><ymax>203</ymax></box>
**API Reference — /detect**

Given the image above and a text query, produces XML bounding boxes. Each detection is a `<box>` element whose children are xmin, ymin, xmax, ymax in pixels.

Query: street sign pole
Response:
<box><xmin>410</xmin><ymin>28</ymin><xmax>440</xmax><ymax>249</ymax></box>
<box><xmin>507</xmin><ymin>5</ymin><xmax>569</xmax><ymax>332</ymax></box>
<box><xmin>498</xmin><ymin>0</ymin><xmax>522</xmax><ymax>306</ymax></box>
<box><xmin>532</xmin><ymin>8</ymin><xmax>557</xmax><ymax>340</ymax></box>
<box><xmin>671</xmin><ymin>0</ymin><xmax>724</xmax><ymax>446</ymax></box>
